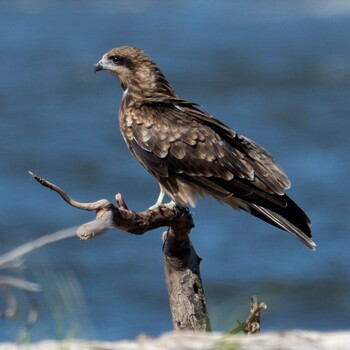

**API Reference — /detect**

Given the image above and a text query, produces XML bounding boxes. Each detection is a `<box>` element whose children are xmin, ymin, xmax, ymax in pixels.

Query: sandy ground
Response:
<box><xmin>0</xmin><ymin>331</ymin><xmax>349</xmax><ymax>350</ymax></box>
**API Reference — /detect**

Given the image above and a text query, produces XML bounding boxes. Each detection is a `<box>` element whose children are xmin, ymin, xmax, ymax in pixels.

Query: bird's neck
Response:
<box><xmin>122</xmin><ymin>62</ymin><xmax>177</xmax><ymax>103</ymax></box>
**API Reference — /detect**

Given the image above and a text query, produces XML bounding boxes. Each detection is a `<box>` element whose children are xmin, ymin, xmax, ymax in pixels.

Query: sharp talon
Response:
<box><xmin>162</xmin><ymin>200</ymin><xmax>176</xmax><ymax>210</ymax></box>
<box><xmin>148</xmin><ymin>200</ymin><xmax>177</xmax><ymax>211</ymax></box>
<box><xmin>148</xmin><ymin>203</ymin><xmax>160</xmax><ymax>210</ymax></box>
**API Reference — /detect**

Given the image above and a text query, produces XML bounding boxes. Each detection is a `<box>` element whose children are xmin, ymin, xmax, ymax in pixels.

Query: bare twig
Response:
<box><xmin>0</xmin><ymin>286</ymin><xmax>17</xmax><ymax>319</ymax></box>
<box><xmin>28</xmin><ymin>171</ymin><xmax>110</xmax><ymax>211</ymax></box>
<box><xmin>0</xmin><ymin>282</ymin><xmax>40</xmax><ymax>342</ymax></box>
<box><xmin>0</xmin><ymin>225</ymin><xmax>79</xmax><ymax>337</ymax></box>
<box><xmin>246</xmin><ymin>295</ymin><xmax>266</xmax><ymax>334</ymax></box>
<box><xmin>0</xmin><ymin>277</ymin><xmax>41</xmax><ymax>292</ymax></box>
<box><xmin>0</xmin><ymin>227</ymin><xmax>77</xmax><ymax>269</ymax></box>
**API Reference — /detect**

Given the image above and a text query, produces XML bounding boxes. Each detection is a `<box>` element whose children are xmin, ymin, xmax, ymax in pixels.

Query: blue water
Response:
<box><xmin>1</xmin><ymin>0</ymin><xmax>350</xmax><ymax>341</ymax></box>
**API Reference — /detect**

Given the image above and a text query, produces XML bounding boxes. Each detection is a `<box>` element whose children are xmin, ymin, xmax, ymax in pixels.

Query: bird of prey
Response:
<box><xmin>94</xmin><ymin>46</ymin><xmax>315</xmax><ymax>250</ymax></box>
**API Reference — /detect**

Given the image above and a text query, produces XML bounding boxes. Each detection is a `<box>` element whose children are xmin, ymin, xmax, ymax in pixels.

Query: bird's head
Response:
<box><xmin>94</xmin><ymin>46</ymin><xmax>175</xmax><ymax>96</ymax></box>
<box><xmin>94</xmin><ymin>46</ymin><xmax>145</xmax><ymax>90</ymax></box>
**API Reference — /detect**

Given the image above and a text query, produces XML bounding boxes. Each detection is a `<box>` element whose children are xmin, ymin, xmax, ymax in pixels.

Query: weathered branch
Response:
<box><xmin>29</xmin><ymin>171</ymin><xmax>210</xmax><ymax>332</ymax></box>
<box><xmin>28</xmin><ymin>171</ymin><xmax>193</xmax><ymax>239</ymax></box>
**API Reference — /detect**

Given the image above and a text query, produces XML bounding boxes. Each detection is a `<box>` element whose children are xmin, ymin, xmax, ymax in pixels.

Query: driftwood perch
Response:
<box><xmin>28</xmin><ymin>171</ymin><xmax>211</xmax><ymax>332</ymax></box>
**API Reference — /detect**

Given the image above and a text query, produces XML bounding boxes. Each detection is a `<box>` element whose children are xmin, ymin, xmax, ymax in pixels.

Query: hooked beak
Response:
<box><xmin>94</xmin><ymin>61</ymin><xmax>104</xmax><ymax>74</ymax></box>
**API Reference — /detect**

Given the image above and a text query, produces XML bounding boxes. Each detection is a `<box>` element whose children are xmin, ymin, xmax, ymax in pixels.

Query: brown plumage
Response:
<box><xmin>94</xmin><ymin>46</ymin><xmax>315</xmax><ymax>249</ymax></box>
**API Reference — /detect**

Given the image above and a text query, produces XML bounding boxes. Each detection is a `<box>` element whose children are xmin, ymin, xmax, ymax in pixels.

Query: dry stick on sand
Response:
<box><xmin>28</xmin><ymin>171</ymin><xmax>211</xmax><ymax>331</ymax></box>
<box><xmin>228</xmin><ymin>296</ymin><xmax>267</xmax><ymax>335</ymax></box>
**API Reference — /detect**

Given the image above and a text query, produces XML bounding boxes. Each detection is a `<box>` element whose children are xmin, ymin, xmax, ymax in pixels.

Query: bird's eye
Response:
<box><xmin>110</xmin><ymin>55</ymin><xmax>122</xmax><ymax>64</ymax></box>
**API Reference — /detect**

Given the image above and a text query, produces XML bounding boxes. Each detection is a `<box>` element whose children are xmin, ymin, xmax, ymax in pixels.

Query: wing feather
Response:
<box><xmin>120</xmin><ymin>98</ymin><xmax>312</xmax><ymax>247</ymax></box>
<box><xmin>125</xmin><ymin>100</ymin><xmax>291</xmax><ymax>199</ymax></box>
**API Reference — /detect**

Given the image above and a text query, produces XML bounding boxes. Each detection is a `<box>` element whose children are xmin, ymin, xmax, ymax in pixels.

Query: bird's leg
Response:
<box><xmin>148</xmin><ymin>187</ymin><xmax>166</xmax><ymax>210</ymax></box>
<box><xmin>148</xmin><ymin>185</ymin><xmax>177</xmax><ymax>211</ymax></box>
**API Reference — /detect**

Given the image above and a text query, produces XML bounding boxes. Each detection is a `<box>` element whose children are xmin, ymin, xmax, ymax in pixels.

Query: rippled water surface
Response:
<box><xmin>0</xmin><ymin>0</ymin><xmax>349</xmax><ymax>341</ymax></box>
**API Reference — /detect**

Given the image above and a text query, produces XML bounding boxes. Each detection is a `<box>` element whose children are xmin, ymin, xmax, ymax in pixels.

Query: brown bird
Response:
<box><xmin>94</xmin><ymin>46</ymin><xmax>315</xmax><ymax>250</ymax></box>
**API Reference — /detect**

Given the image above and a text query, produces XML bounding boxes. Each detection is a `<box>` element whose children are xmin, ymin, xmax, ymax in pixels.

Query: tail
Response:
<box><xmin>234</xmin><ymin>195</ymin><xmax>315</xmax><ymax>250</ymax></box>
